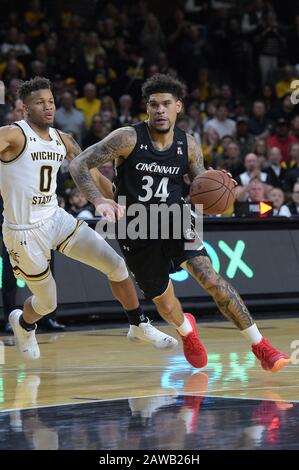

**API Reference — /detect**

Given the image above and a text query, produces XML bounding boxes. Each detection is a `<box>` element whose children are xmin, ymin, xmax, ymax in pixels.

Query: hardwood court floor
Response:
<box><xmin>0</xmin><ymin>317</ymin><xmax>298</xmax><ymax>449</ymax></box>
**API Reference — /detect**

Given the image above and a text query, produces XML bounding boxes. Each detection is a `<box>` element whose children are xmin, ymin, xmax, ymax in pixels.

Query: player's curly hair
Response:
<box><xmin>18</xmin><ymin>76</ymin><xmax>52</xmax><ymax>102</ymax></box>
<box><xmin>142</xmin><ymin>73</ymin><xmax>186</xmax><ymax>101</ymax></box>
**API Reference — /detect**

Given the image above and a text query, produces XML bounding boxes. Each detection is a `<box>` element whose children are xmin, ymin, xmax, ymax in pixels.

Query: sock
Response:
<box><xmin>176</xmin><ymin>315</ymin><xmax>193</xmax><ymax>336</ymax></box>
<box><xmin>241</xmin><ymin>324</ymin><xmax>263</xmax><ymax>345</ymax></box>
<box><xmin>125</xmin><ymin>306</ymin><xmax>147</xmax><ymax>326</ymax></box>
<box><xmin>19</xmin><ymin>314</ymin><xmax>36</xmax><ymax>332</ymax></box>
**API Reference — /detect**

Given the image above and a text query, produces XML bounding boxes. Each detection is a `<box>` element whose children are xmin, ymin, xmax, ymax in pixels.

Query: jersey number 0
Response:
<box><xmin>40</xmin><ymin>165</ymin><xmax>53</xmax><ymax>192</ymax></box>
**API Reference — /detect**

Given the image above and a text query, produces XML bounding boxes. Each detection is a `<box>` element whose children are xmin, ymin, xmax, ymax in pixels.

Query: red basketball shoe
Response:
<box><xmin>177</xmin><ymin>313</ymin><xmax>208</xmax><ymax>368</ymax></box>
<box><xmin>252</xmin><ymin>338</ymin><xmax>291</xmax><ymax>372</ymax></box>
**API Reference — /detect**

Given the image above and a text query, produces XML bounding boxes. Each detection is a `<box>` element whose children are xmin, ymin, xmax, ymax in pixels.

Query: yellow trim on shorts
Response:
<box><xmin>13</xmin><ymin>264</ymin><xmax>50</xmax><ymax>282</ymax></box>
<box><xmin>56</xmin><ymin>220</ymin><xmax>83</xmax><ymax>253</ymax></box>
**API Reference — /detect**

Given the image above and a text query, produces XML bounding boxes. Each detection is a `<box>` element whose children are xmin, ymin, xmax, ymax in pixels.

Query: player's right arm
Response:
<box><xmin>0</xmin><ymin>126</ymin><xmax>25</xmax><ymax>161</ymax></box>
<box><xmin>69</xmin><ymin>127</ymin><xmax>136</xmax><ymax>218</ymax></box>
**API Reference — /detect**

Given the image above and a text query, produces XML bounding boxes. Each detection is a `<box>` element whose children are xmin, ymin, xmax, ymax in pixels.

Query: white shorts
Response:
<box><xmin>2</xmin><ymin>207</ymin><xmax>82</xmax><ymax>282</ymax></box>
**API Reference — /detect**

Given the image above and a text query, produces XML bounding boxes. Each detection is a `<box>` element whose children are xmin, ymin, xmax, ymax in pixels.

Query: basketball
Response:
<box><xmin>190</xmin><ymin>170</ymin><xmax>236</xmax><ymax>215</ymax></box>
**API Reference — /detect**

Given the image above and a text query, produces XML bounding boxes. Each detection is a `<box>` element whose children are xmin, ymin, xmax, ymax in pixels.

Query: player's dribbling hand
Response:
<box><xmin>208</xmin><ymin>167</ymin><xmax>238</xmax><ymax>187</ymax></box>
<box><xmin>95</xmin><ymin>198</ymin><xmax>125</xmax><ymax>223</ymax></box>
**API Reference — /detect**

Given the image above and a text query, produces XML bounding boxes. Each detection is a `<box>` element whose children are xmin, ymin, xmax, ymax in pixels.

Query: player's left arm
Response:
<box><xmin>186</xmin><ymin>134</ymin><xmax>206</xmax><ymax>182</ymax></box>
<box><xmin>60</xmin><ymin>132</ymin><xmax>114</xmax><ymax>199</ymax></box>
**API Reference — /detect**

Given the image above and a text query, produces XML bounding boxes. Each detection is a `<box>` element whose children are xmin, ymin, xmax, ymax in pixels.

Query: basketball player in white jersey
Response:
<box><xmin>0</xmin><ymin>77</ymin><xmax>177</xmax><ymax>360</ymax></box>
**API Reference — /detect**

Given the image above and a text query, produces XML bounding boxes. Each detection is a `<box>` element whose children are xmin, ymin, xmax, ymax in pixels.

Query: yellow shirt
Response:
<box><xmin>75</xmin><ymin>97</ymin><xmax>101</xmax><ymax>128</ymax></box>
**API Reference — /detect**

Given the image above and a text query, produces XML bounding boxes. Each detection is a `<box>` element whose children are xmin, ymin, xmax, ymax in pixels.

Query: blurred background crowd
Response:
<box><xmin>2</xmin><ymin>0</ymin><xmax>299</xmax><ymax>217</ymax></box>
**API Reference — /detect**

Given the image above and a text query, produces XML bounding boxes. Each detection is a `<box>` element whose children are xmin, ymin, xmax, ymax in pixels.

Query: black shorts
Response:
<box><xmin>118</xmin><ymin>238</ymin><xmax>208</xmax><ymax>300</ymax></box>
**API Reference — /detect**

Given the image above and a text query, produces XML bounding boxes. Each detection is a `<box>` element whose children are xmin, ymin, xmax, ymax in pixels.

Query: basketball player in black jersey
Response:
<box><xmin>70</xmin><ymin>74</ymin><xmax>291</xmax><ymax>372</ymax></box>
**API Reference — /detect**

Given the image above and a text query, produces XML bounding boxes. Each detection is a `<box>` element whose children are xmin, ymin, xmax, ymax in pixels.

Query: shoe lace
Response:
<box><xmin>142</xmin><ymin>319</ymin><xmax>169</xmax><ymax>340</ymax></box>
<box><xmin>256</xmin><ymin>341</ymin><xmax>279</xmax><ymax>362</ymax></box>
<box><xmin>184</xmin><ymin>332</ymin><xmax>203</xmax><ymax>353</ymax></box>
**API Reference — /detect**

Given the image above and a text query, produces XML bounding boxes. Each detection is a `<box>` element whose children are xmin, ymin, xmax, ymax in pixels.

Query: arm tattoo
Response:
<box><xmin>187</xmin><ymin>134</ymin><xmax>206</xmax><ymax>182</ymax></box>
<box><xmin>69</xmin><ymin>127</ymin><xmax>136</xmax><ymax>206</ymax></box>
<box><xmin>185</xmin><ymin>256</ymin><xmax>254</xmax><ymax>330</ymax></box>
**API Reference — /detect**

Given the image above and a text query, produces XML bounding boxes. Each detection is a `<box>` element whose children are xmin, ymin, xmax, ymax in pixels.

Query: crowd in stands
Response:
<box><xmin>2</xmin><ymin>0</ymin><xmax>299</xmax><ymax>217</ymax></box>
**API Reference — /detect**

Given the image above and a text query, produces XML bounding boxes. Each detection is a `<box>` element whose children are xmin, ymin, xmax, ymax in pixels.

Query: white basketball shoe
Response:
<box><xmin>9</xmin><ymin>309</ymin><xmax>40</xmax><ymax>360</ymax></box>
<box><xmin>127</xmin><ymin>319</ymin><xmax>178</xmax><ymax>349</ymax></box>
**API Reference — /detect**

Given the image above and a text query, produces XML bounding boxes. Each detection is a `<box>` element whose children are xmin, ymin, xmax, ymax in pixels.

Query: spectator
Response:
<box><xmin>241</xmin><ymin>0</ymin><xmax>265</xmax><ymax>36</ymax></box>
<box><xmin>289</xmin><ymin>142</ymin><xmax>299</xmax><ymax>168</ymax></box>
<box><xmin>248</xmin><ymin>100</ymin><xmax>271</xmax><ymax>138</ymax></box>
<box><xmin>217</xmin><ymin>141</ymin><xmax>244</xmax><ymax>177</ymax></box>
<box><xmin>204</xmin><ymin>103</ymin><xmax>236</xmax><ymax>139</ymax></box>
<box><xmin>139</xmin><ymin>13</ymin><xmax>165</xmax><ymax>64</ymax></box>
<box><xmin>254</xmin><ymin>138</ymin><xmax>268</xmax><ymax>168</ymax></box>
<box><xmin>157</xmin><ymin>51</ymin><xmax>177</xmax><ymax>77</ymax></box>
<box><xmin>236</xmin><ymin>177</ymin><xmax>267</xmax><ymax>203</ymax></box>
<box><xmin>269</xmin><ymin>187</ymin><xmax>291</xmax><ymax>216</ymax></box>
<box><xmin>118</xmin><ymin>94</ymin><xmax>133</xmax><ymax>126</ymax></box>
<box><xmin>124</xmin><ymin>47</ymin><xmax>145</xmax><ymax>101</ymax></box>
<box><xmin>270</xmin><ymin>94</ymin><xmax>298</xmax><ymax>125</ymax></box>
<box><xmin>287</xmin><ymin>182</ymin><xmax>299</xmax><ymax>215</ymax></box>
<box><xmin>55</xmin><ymin>91</ymin><xmax>86</xmax><ymax>146</ymax></box>
<box><xmin>29</xmin><ymin>59</ymin><xmax>45</xmax><ymax>77</ymax></box>
<box><xmin>84</xmin><ymin>32</ymin><xmax>106</xmax><ymax>72</ymax></box>
<box><xmin>260</xmin><ymin>83</ymin><xmax>277</xmax><ymax>112</ymax></box>
<box><xmin>190</xmin><ymin>68</ymin><xmax>211</xmax><ymax>102</ymax></box>
<box><xmin>256</xmin><ymin>11</ymin><xmax>285</xmax><ymax>84</ymax></box>
<box><xmin>93</xmin><ymin>54</ymin><xmax>117</xmax><ymax>96</ymax></box>
<box><xmin>0</xmin><ymin>27</ymin><xmax>31</xmax><ymax>57</ymax></box>
<box><xmin>265</xmin><ymin>147</ymin><xmax>287</xmax><ymax>189</ymax></box>
<box><xmin>100</xmin><ymin>95</ymin><xmax>118</xmax><ymax>120</ymax></box>
<box><xmin>236</xmin><ymin>152</ymin><xmax>268</xmax><ymax>186</ymax></box>
<box><xmin>235</xmin><ymin>116</ymin><xmax>256</xmax><ymax>161</ymax></box>
<box><xmin>290</xmin><ymin>115</ymin><xmax>299</xmax><ymax>140</ymax></box>
<box><xmin>75</xmin><ymin>82</ymin><xmax>101</xmax><ymax>128</ymax></box>
<box><xmin>0</xmin><ymin>56</ymin><xmax>26</xmax><ymax>81</ymax></box>
<box><xmin>68</xmin><ymin>188</ymin><xmax>94</xmax><ymax>219</ymax></box>
<box><xmin>267</xmin><ymin>117</ymin><xmax>298</xmax><ymax>165</ymax></box>
<box><xmin>82</xmin><ymin>114</ymin><xmax>110</xmax><ymax>148</ymax></box>
<box><xmin>12</xmin><ymin>98</ymin><xmax>25</xmax><ymax>121</ymax></box>
<box><xmin>101</xmin><ymin>18</ymin><xmax>118</xmax><ymax>53</ymax></box>
<box><xmin>202</xmin><ymin>128</ymin><xmax>221</xmax><ymax>168</ymax></box>
<box><xmin>283</xmin><ymin>144</ymin><xmax>299</xmax><ymax>193</ymax></box>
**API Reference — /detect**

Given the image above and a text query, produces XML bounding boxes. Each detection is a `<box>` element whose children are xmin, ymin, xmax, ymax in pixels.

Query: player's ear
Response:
<box><xmin>22</xmin><ymin>102</ymin><xmax>29</xmax><ymax>116</ymax></box>
<box><xmin>176</xmin><ymin>100</ymin><xmax>182</xmax><ymax>114</ymax></box>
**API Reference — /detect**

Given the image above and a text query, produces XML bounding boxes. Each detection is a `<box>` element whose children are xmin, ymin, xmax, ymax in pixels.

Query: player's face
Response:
<box><xmin>147</xmin><ymin>93</ymin><xmax>182</xmax><ymax>134</ymax></box>
<box><xmin>25</xmin><ymin>89</ymin><xmax>56</xmax><ymax>128</ymax></box>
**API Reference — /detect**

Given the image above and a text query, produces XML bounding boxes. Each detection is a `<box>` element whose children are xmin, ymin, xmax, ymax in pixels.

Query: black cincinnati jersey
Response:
<box><xmin>114</xmin><ymin>121</ymin><xmax>188</xmax><ymax>208</ymax></box>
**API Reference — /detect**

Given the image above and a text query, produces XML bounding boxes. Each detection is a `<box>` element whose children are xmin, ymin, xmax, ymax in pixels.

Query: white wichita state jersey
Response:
<box><xmin>0</xmin><ymin>119</ymin><xmax>67</xmax><ymax>226</ymax></box>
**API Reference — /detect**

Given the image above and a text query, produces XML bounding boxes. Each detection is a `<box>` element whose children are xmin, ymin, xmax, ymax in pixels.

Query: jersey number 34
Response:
<box><xmin>138</xmin><ymin>176</ymin><xmax>169</xmax><ymax>202</ymax></box>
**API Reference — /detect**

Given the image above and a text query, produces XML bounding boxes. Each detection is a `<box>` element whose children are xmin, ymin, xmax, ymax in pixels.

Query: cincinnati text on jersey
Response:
<box><xmin>135</xmin><ymin>162</ymin><xmax>180</xmax><ymax>175</ymax></box>
<box><xmin>31</xmin><ymin>151</ymin><xmax>64</xmax><ymax>162</ymax></box>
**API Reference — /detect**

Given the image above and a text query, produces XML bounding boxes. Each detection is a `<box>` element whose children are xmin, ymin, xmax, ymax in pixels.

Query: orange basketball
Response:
<box><xmin>190</xmin><ymin>170</ymin><xmax>236</xmax><ymax>215</ymax></box>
